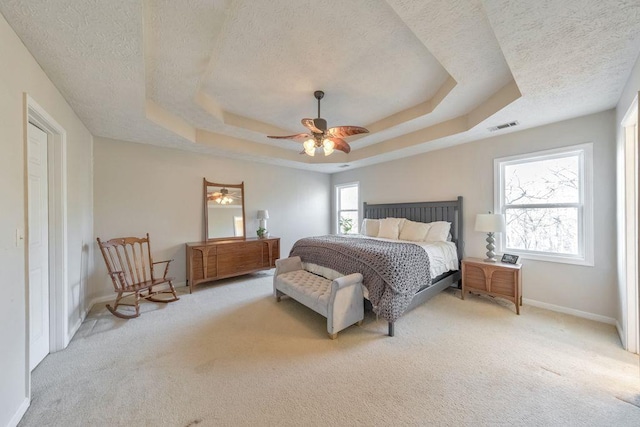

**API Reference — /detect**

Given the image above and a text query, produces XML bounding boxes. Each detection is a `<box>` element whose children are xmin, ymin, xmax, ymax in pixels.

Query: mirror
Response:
<box><xmin>203</xmin><ymin>179</ymin><xmax>246</xmax><ymax>241</ymax></box>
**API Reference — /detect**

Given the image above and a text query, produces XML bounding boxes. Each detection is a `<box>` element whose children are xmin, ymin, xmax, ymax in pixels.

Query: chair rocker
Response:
<box><xmin>97</xmin><ymin>233</ymin><xmax>179</xmax><ymax>319</ymax></box>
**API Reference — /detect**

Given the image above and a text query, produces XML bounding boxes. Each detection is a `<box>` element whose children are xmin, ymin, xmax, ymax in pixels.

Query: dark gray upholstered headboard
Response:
<box><xmin>362</xmin><ymin>196</ymin><xmax>464</xmax><ymax>261</ymax></box>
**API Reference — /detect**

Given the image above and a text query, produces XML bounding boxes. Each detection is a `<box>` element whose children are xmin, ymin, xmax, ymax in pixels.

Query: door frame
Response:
<box><xmin>24</xmin><ymin>94</ymin><xmax>68</xmax><ymax>361</ymax></box>
<box><xmin>620</xmin><ymin>94</ymin><xmax>639</xmax><ymax>353</ymax></box>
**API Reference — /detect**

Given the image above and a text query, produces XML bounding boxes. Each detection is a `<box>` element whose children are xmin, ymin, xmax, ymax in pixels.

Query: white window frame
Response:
<box><xmin>494</xmin><ymin>143</ymin><xmax>594</xmax><ymax>266</ymax></box>
<box><xmin>335</xmin><ymin>182</ymin><xmax>359</xmax><ymax>235</ymax></box>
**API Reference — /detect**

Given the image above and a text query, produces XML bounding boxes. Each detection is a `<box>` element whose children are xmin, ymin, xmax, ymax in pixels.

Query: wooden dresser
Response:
<box><xmin>461</xmin><ymin>257</ymin><xmax>523</xmax><ymax>314</ymax></box>
<box><xmin>185</xmin><ymin>237</ymin><xmax>280</xmax><ymax>293</ymax></box>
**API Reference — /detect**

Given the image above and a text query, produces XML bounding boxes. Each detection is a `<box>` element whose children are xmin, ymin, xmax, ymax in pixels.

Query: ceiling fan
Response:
<box><xmin>207</xmin><ymin>188</ymin><xmax>241</xmax><ymax>205</ymax></box>
<box><xmin>267</xmin><ymin>90</ymin><xmax>369</xmax><ymax>156</ymax></box>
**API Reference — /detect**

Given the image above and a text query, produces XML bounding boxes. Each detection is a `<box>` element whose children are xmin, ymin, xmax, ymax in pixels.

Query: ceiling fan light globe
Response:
<box><xmin>304</xmin><ymin>146</ymin><xmax>315</xmax><ymax>156</ymax></box>
<box><xmin>323</xmin><ymin>139</ymin><xmax>335</xmax><ymax>156</ymax></box>
<box><xmin>303</xmin><ymin>139</ymin><xmax>315</xmax><ymax>151</ymax></box>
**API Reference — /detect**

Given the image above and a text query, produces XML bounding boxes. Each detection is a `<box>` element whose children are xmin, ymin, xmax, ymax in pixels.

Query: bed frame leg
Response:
<box><xmin>388</xmin><ymin>322</ymin><xmax>394</xmax><ymax>337</ymax></box>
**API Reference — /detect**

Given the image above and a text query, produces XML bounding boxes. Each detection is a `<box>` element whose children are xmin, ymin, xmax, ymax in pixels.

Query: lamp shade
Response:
<box><xmin>475</xmin><ymin>213</ymin><xmax>505</xmax><ymax>233</ymax></box>
<box><xmin>257</xmin><ymin>210</ymin><xmax>269</xmax><ymax>220</ymax></box>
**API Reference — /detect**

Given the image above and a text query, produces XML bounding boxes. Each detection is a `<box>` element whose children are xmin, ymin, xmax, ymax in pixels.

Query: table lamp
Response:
<box><xmin>257</xmin><ymin>210</ymin><xmax>269</xmax><ymax>231</ymax></box>
<box><xmin>475</xmin><ymin>213</ymin><xmax>506</xmax><ymax>262</ymax></box>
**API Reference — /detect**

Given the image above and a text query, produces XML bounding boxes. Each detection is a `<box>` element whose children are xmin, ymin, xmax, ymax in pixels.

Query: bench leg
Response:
<box><xmin>275</xmin><ymin>289</ymin><xmax>284</xmax><ymax>302</ymax></box>
<box><xmin>357</xmin><ymin>320</ymin><xmax>363</xmax><ymax>326</ymax></box>
<box><xmin>388</xmin><ymin>322</ymin><xmax>394</xmax><ymax>337</ymax></box>
<box><xmin>329</xmin><ymin>332</ymin><xmax>338</xmax><ymax>340</ymax></box>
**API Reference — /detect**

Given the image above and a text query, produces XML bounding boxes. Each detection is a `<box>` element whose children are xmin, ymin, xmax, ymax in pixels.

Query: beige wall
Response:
<box><xmin>332</xmin><ymin>110</ymin><xmax>617</xmax><ymax>319</ymax></box>
<box><xmin>91</xmin><ymin>137</ymin><xmax>330</xmax><ymax>299</ymax></box>
<box><xmin>0</xmin><ymin>13</ymin><xmax>93</xmax><ymax>427</ymax></box>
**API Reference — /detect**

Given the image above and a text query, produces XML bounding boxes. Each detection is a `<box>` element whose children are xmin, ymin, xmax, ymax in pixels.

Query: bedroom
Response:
<box><xmin>1</xmin><ymin>0</ymin><xmax>640</xmax><ymax>425</ymax></box>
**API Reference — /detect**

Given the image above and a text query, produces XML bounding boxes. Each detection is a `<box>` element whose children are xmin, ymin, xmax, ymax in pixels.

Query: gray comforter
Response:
<box><xmin>289</xmin><ymin>235</ymin><xmax>432</xmax><ymax>322</ymax></box>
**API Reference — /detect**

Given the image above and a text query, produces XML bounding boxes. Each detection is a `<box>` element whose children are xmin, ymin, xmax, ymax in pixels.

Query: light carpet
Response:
<box><xmin>21</xmin><ymin>272</ymin><xmax>640</xmax><ymax>426</ymax></box>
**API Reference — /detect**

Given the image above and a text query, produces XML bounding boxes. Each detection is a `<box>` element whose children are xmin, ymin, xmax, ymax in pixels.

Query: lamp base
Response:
<box><xmin>484</xmin><ymin>232</ymin><xmax>497</xmax><ymax>262</ymax></box>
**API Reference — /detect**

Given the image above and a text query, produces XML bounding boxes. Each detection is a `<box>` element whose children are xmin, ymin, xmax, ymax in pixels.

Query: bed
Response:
<box><xmin>289</xmin><ymin>197</ymin><xmax>463</xmax><ymax>336</ymax></box>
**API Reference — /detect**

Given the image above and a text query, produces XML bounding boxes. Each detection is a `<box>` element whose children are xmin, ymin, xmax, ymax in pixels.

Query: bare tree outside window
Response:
<box><xmin>503</xmin><ymin>156</ymin><xmax>580</xmax><ymax>255</ymax></box>
<box><xmin>495</xmin><ymin>144</ymin><xmax>593</xmax><ymax>265</ymax></box>
<box><xmin>336</xmin><ymin>183</ymin><xmax>359</xmax><ymax>234</ymax></box>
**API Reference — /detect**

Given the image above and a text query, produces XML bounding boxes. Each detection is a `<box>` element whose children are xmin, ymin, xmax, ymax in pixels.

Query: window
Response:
<box><xmin>336</xmin><ymin>182</ymin><xmax>359</xmax><ymax>234</ymax></box>
<box><xmin>494</xmin><ymin>143</ymin><xmax>593</xmax><ymax>265</ymax></box>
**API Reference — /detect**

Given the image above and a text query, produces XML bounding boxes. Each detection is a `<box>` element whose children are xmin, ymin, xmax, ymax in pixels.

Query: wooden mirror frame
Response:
<box><xmin>203</xmin><ymin>179</ymin><xmax>246</xmax><ymax>242</ymax></box>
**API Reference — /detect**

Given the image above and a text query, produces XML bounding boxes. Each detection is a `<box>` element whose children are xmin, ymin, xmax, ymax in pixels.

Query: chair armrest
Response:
<box><xmin>331</xmin><ymin>273</ymin><xmax>363</xmax><ymax>291</ymax></box>
<box><xmin>108</xmin><ymin>270</ymin><xmax>124</xmax><ymax>278</ymax></box>
<box><xmin>274</xmin><ymin>256</ymin><xmax>303</xmax><ymax>276</ymax></box>
<box><xmin>152</xmin><ymin>259</ymin><xmax>173</xmax><ymax>279</ymax></box>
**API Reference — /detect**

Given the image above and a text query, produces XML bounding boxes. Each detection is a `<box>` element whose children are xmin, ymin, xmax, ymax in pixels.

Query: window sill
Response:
<box><xmin>503</xmin><ymin>251</ymin><xmax>594</xmax><ymax>267</ymax></box>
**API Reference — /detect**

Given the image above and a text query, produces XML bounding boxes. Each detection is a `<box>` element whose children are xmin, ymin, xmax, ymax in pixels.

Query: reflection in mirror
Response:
<box><xmin>203</xmin><ymin>179</ymin><xmax>245</xmax><ymax>241</ymax></box>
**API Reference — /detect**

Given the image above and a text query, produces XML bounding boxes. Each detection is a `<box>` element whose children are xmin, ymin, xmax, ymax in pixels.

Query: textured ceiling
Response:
<box><xmin>1</xmin><ymin>0</ymin><xmax>639</xmax><ymax>173</ymax></box>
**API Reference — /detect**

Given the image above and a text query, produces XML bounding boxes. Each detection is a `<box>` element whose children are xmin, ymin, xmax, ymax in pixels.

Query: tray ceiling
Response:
<box><xmin>1</xmin><ymin>0</ymin><xmax>639</xmax><ymax>173</ymax></box>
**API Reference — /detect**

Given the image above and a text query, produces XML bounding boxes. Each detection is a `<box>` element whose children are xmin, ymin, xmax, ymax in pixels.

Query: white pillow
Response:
<box><xmin>425</xmin><ymin>221</ymin><xmax>451</xmax><ymax>242</ymax></box>
<box><xmin>377</xmin><ymin>218</ymin><xmax>404</xmax><ymax>239</ymax></box>
<box><xmin>399</xmin><ymin>220</ymin><xmax>431</xmax><ymax>242</ymax></box>
<box><xmin>361</xmin><ymin>218</ymin><xmax>380</xmax><ymax>237</ymax></box>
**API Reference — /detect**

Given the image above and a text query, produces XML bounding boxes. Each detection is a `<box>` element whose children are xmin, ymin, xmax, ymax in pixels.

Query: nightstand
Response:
<box><xmin>461</xmin><ymin>257</ymin><xmax>523</xmax><ymax>314</ymax></box>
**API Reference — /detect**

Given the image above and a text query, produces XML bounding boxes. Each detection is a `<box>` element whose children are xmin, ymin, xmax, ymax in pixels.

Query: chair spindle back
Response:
<box><xmin>97</xmin><ymin>233</ymin><xmax>154</xmax><ymax>290</ymax></box>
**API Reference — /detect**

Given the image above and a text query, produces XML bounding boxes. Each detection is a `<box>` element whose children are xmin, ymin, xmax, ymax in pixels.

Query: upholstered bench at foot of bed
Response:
<box><xmin>273</xmin><ymin>256</ymin><xmax>364</xmax><ymax>339</ymax></box>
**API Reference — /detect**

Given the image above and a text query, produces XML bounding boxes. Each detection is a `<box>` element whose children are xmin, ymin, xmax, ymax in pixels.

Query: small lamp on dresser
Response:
<box><xmin>257</xmin><ymin>209</ymin><xmax>269</xmax><ymax>231</ymax></box>
<box><xmin>475</xmin><ymin>212</ymin><xmax>505</xmax><ymax>262</ymax></box>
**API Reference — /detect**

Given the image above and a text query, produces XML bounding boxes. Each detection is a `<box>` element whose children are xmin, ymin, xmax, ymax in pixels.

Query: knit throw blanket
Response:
<box><xmin>290</xmin><ymin>235</ymin><xmax>432</xmax><ymax>322</ymax></box>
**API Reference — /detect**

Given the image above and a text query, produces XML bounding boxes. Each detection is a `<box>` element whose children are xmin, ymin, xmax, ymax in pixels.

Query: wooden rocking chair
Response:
<box><xmin>97</xmin><ymin>233</ymin><xmax>179</xmax><ymax>319</ymax></box>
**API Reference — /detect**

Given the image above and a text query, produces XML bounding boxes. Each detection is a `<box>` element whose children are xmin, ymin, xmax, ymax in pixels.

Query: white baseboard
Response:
<box><xmin>8</xmin><ymin>397</ymin><xmax>30</xmax><ymax>427</ymax></box>
<box><xmin>67</xmin><ymin>317</ymin><xmax>82</xmax><ymax>346</ymax></box>
<box><xmin>86</xmin><ymin>294</ymin><xmax>115</xmax><ymax>312</ymax></box>
<box><xmin>522</xmin><ymin>298</ymin><xmax>616</xmax><ymax>325</ymax></box>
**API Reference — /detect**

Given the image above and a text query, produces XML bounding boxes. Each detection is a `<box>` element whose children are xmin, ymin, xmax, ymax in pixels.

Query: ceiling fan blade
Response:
<box><xmin>328</xmin><ymin>137</ymin><xmax>351</xmax><ymax>154</ymax></box>
<box><xmin>301</xmin><ymin>118</ymin><xmax>323</xmax><ymax>134</ymax></box>
<box><xmin>326</xmin><ymin>126</ymin><xmax>369</xmax><ymax>139</ymax></box>
<box><xmin>267</xmin><ymin>133</ymin><xmax>312</xmax><ymax>142</ymax></box>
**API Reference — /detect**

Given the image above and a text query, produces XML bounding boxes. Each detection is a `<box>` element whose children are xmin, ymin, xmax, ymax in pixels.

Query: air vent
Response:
<box><xmin>488</xmin><ymin>121</ymin><xmax>519</xmax><ymax>132</ymax></box>
<box><xmin>338</xmin><ymin>164</ymin><xmax>350</xmax><ymax>168</ymax></box>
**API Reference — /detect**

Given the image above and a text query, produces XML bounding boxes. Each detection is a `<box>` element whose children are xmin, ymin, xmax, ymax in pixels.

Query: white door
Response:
<box><xmin>28</xmin><ymin>122</ymin><xmax>50</xmax><ymax>370</ymax></box>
